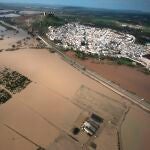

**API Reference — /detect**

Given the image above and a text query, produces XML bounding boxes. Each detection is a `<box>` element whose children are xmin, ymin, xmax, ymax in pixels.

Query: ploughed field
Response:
<box><xmin>0</xmin><ymin>48</ymin><xmax>149</xmax><ymax>150</ymax></box>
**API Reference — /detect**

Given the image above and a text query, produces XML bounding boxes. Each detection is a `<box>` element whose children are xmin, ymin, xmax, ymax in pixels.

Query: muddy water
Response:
<box><xmin>121</xmin><ymin>106</ymin><xmax>150</xmax><ymax>150</ymax></box>
<box><xmin>0</xmin><ymin>49</ymin><xmax>125</xmax><ymax>102</ymax></box>
<box><xmin>0</xmin><ymin>48</ymin><xmax>129</xmax><ymax>150</ymax></box>
<box><xmin>0</xmin><ymin>25</ymin><xmax>29</xmax><ymax>49</ymax></box>
<box><xmin>0</xmin><ymin>98</ymin><xmax>60</xmax><ymax>148</ymax></box>
<box><xmin>1</xmin><ymin>48</ymin><xmax>150</xmax><ymax>150</ymax></box>
<box><xmin>65</xmin><ymin>51</ymin><xmax>150</xmax><ymax>101</ymax></box>
<box><xmin>0</xmin><ymin>124</ymin><xmax>37</xmax><ymax>150</ymax></box>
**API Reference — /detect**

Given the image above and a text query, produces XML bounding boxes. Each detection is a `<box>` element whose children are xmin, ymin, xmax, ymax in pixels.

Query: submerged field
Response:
<box><xmin>0</xmin><ymin>48</ymin><xmax>149</xmax><ymax>150</ymax></box>
<box><xmin>0</xmin><ymin>48</ymin><xmax>124</xmax><ymax>150</ymax></box>
<box><xmin>65</xmin><ymin>51</ymin><xmax>150</xmax><ymax>101</ymax></box>
<box><xmin>121</xmin><ymin>106</ymin><xmax>150</xmax><ymax>150</ymax></box>
<box><xmin>0</xmin><ymin>25</ymin><xmax>38</xmax><ymax>51</ymax></box>
<box><xmin>0</xmin><ymin>24</ymin><xmax>150</xmax><ymax>150</ymax></box>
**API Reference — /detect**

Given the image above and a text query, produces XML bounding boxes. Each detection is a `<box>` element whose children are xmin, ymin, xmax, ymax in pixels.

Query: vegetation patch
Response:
<box><xmin>0</xmin><ymin>68</ymin><xmax>31</xmax><ymax>94</ymax></box>
<box><xmin>111</xmin><ymin>57</ymin><xmax>135</xmax><ymax>66</ymax></box>
<box><xmin>0</xmin><ymin>88</ymin><xmax>12</xmax><ymax>104</ymax></box>
<box><xmin>75</xmin><ymin>50</ymin><xmax>87</xmax><ymax>60</ymax></box>
<box><xmin>32</xmin><ymin>15</ymin><xmax>66</xmax><ymax>35</ymax></box>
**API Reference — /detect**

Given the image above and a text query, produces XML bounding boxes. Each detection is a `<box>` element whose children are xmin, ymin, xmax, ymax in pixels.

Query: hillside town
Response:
<box><xmin>46</xmin><ymin>23</ymin><xmax>150</xmax><ymax>68</ymax></box>
<box><xmin>1</xmin><ymin>2</ymin><xmax>150</xmax><ymax>150</ymax></box>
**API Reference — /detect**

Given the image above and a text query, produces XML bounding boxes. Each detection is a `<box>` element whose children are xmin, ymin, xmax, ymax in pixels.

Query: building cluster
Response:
<box><xmin>46</xmin><ymin>23</ymin><xmax>150</xmax><ymax>66</ymax></box>
<box><xmin>81</xmin><ymin>113</ymin><xmax>103</xmax><ymax>136</ymax></box>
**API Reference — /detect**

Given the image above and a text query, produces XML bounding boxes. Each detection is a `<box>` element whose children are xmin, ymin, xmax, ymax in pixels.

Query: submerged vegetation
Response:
<box><xmin>0</xmin><ymin>68</ymin><xmax>31</xmax><ymax>94</ymax></box>
<box><xmin>107</xmin><ymin>57</ymin><xmax>135</xmax><ymax>66</ymax></box>
<box><xmin>64</xmin><ymin>49</ymin><xmax>150</xmax><ymax>75</ymax></box>
<box><xmin>0</xmin><ymin>22</ymin><xmax>15</xmax><ymax>30</ymax></box>
<box><xmin>73</xmin><ymin>49</ymin><xmax>135</xmax><ymax>67</ymax></box>
<box><xmin>0</xmin><ymin>89</ymin><xmax>12</xmax><ymax>104</ymax></box>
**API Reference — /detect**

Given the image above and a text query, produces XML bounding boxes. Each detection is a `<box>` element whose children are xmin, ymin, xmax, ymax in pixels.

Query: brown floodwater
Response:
<box><xmin>0</xmin><ymin>48</ymin><xmax>127</xmax><ymax>150</ymax></box>
<box><xmin>65</xmin><ymin>51</ymin><xmax>150</xmax><ymax>101</ymax></box>
<box><xmin>121</xmin><ymin>106</ymin><xmax>150</xmax><ymax>150</ymax></box>
<box><xmin>0</xmin><ymin>124</ymin><xmax>37</xmax><ymax>150</ymax></box>
<box><xmin>0</xmin><ymin>25</ymin><xmax>29</xmax><ymax>50</ymax></box>
<box><xmin>0</xmin><ymin>49</ymin><xmax>125</xmax><ymax>101</ymax></box>
<box><xmin>0</xmin><ymin>48</ymin><xmax>150</xmax><ymax>150</ymax></box>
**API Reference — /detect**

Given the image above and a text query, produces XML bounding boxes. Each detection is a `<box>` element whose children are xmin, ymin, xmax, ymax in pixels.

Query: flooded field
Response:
<box><xmin>0</xmin><ymin>25</ymin><xmax>37</xmax><ymax>50</ymax></box>
<box><xmin>65</xmin><ymin>51</ymin><xmax>150</xmax><ymax>101</ymax></box>
<box><xmin>0</xmin><ymin>25</ymin><xmax>28</xmax><ymax>49</ymax></box>
<box><xmin>0</xmin><ymin>49</ymin><xmax>125</xmax><ymax>101</ymax></box>
<box><xmin>121</xmin><ymin>106</ymin><xmax>150</xmax><ymax>150</ymax></box>
<box><xmin>0</xmin><ymin>26</ymin><xmax>149</xmax><ymax>150</ymax></box>
<box><xmin>0</xmin><ymin>48</ymin><xmax>129</xmax><ymax>150</ymax></box>
<box><xmin>0</xmin><ymin>14</ymin><xmax>20</xmax><ymax>18</ymax></box>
